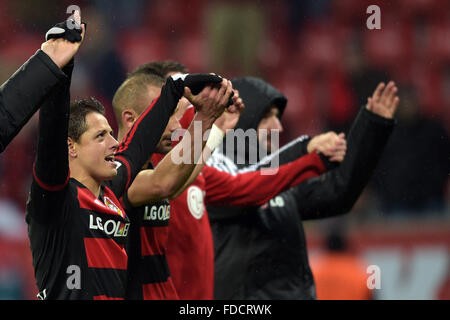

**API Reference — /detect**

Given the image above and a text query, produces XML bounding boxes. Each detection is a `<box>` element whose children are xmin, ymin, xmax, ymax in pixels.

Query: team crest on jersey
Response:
<box><xmin>104</xmin><ymin>196</ymin><xmax>125</xmax><ymax>218</ymax></box>
<box><xmin>187</xmin><ymin>186</ymin><xmax>204</xmax><ymax>219</ymax></box>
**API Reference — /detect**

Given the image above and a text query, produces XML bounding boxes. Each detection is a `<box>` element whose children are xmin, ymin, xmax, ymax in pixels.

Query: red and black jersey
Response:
<box><xmin>123</xmin><ymin>163</ymin><xmax>178</xmax><ymax>300</ymax></box>
<box><xmin>26</xmin><ymin>178</ymin><xmax>129</xmax><ymax>300</ymax></box>
<box><xmin>26</xmin><ymin>60</ymin><xmax>185</xmax><ymax>299</ymax></box>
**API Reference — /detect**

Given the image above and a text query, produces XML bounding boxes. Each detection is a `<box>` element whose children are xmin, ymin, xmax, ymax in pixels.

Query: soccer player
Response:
<box><xmin>206</xmin><ymin>77</ymin><xmax>399</xmax><ymax>299</ymax></box>
<box><xmin>112</xmin><ymin>71</ymin><xmax>237</xmax><ymax>299</ymax></box>
<box><xmin>26</xmin><ymin>14</ymin><xmax>230</xmax><ymax>300</ymax></box>
<box><xmin>124</xmin><ymin>62</ymin><xmax>345</xmax><ymax>299</ymax></box>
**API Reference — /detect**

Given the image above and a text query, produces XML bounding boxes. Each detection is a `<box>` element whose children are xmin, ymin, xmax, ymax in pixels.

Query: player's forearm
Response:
<box><xmin>111</xmin><ymin>77</ymin><xmax>185</xmax><ymax>197</ymax></box>
<box><xmin>156</xmin><ymin>113</ymin><xmax>215</xmax><ymax>200</ymax></box>
<box><xmin>34</xmin><ymin>74</ymin><xmax>71</xmax><ymax>189</ymax></box>
<box><xmin>127</xmin><ymin>114</ymin><xmax>215</xmax><ymax>206</ymax></box>
<box><xmin>28</xmin><ymin>80</ymin><xmax>71</xmax><ymax>224</ymax></box>
<box><xmin>333</xmin><ymin>106</ymin><xmax>395</xmax><ymax>196</ymax></box>
<box><xmin>171</xmin><ymin>124</ymin><xmax>224</xmax><ymax>198</ymax></box>
<box><xmin>0</xmin><ymin>49</ymin><xmax>68</xmax><ymax>153</ymax></box>
<box><xmin>170</xmin><ymin>161</ymin><xmax>206</xmax><ymax>199</ymax></box>
<box><xmin>298</xmin><ymin>106</ymin><xmax>395</xmax><ymax>220</ymax></box>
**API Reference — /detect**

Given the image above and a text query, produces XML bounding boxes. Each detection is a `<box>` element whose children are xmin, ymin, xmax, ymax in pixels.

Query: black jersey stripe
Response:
<box><xmin>130</xmin><ymin>254</ymin><xmax>170</xmax><ymax>284</ymax></box>
<box><xmin>86</xmin><ymin>268</ymin><xmax>128</xmax><ymax>299</ymax></box>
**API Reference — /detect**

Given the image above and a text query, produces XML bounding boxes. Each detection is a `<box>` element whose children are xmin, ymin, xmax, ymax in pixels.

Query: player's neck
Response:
<box><xmin>117</xmin><ymin>127</ymin><xmax>128</xmax><ymax>145</ymax></box>
<box><xmin>117</xmin><ymin>132</ymin><xmax>124</xmax><ymax>145</ymax></box>
<box><xmin>70</xmin><ymin>168</ymin><xmax>102</xmax><ymax>198</ymax></box>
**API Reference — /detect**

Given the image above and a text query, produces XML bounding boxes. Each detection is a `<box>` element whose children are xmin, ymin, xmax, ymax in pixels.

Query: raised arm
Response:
<box><xmin>169</xmin><ymin>90</ymin><xmax>245</xmax><ymax>198</ymax></box>
<box><xmin>26</xmin><ymin>19</ymin><xmax>85</xmax><ymax>223</ymax></box>
<box><xmin>125</xmin><ymin>79</ymin><xmax>234</xmax><ymax>207</ymax></box>
<box><xmin>0</xmin><ymin>18</ymin><xmax>83</xmax><ymax>153</ymax></box>
<box><xmin>294</xmin><ymin>81</ymin><xmax>399</xmax><ymax>220</ymax></box>
<box><xmin>106</xmin><ymin>74</ymin><xmax>226</xmax><ymax>199</ymax></box>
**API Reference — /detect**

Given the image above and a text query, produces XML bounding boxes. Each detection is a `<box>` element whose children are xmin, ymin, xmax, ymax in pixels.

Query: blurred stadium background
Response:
<box><xmin>0</xmin><ymin>0</ymin><xmax>448</xmax><ymax>300</ymax></box>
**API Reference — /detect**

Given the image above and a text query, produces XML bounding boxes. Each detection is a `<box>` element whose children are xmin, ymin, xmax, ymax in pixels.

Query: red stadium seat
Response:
<box><xmin>175</xmin><ymin>33</ymin><xmax>208</xmax><ymax>72</ymax></box>
<box><xmin>296</xmin><ymin>22</ymin><xmax>345</xmax><ymax>72</ymax></box>
<box><xmin>430</xmin><ymin>22</ymin><xmax>450</xmax><ymax>65</ymax></box>
<box><xmin>116</xmin><ymin>28</ymin><xmax>169</xmax><ymax>71</ymax></box>
<box><xmin>363</xmin><ymin>16</ymin><xmax>412</xmax><ymax>70</ymax></box>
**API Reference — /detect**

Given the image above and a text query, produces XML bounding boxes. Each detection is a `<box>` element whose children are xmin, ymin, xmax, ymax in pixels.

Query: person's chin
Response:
<box><xmin>110</xmin><ymin>168</ymin><xmax>118</xmax><ymax>177</ymax></box>
<box><xmin>102</xmin><ymin>168</ymin><xmax>118</xmax><ymax>181</ymax></box>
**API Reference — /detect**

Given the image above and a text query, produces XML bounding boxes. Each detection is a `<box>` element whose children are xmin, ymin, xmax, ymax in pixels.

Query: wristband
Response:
<box><xmin>206</xmin><ymin>124</ymin><xmax>225</xmax><ymax>151</ymax></box>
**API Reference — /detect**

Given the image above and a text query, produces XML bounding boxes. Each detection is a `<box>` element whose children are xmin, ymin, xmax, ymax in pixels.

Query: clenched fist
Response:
<box><xmin>41</xmin><ymin>10</ymin><xmax>86</xmax><ymax>69</ymax></box>
<box><xmin>307</xmin><ymin>131</ymin><xmax>347</xmax><ymax>162</ymax></box>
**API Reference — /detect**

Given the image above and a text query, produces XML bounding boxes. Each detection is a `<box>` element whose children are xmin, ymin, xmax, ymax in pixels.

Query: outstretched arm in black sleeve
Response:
<box><xmin>294</xmin><ymin>81</ymin><xmax>399</xmax><ymax>220</ymax></box>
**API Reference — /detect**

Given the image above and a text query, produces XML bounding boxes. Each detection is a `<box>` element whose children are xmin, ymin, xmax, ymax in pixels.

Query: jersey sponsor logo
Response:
<box><xmin>93</xmin><ymin>198</ymin><xmax>107</xmax><ymax>209</ymax></box>
<box><xmin>104</xmin><ymin>196</ymin><xmax>125</xmax><ymax>218</ymax></box>
<box><xmin>143</xmin><ymin>203</ymin><xmax>170</xmax><ymax>221</ymax></box>
<box><xmin>187</xmin><ymin>186</ymin><xmax>204</xmax><ymax>219</ymax></box>
<box><xmin>89</xmin><ymin>214</ymin><xmax>130</xmax><ymax>237</ymax></box>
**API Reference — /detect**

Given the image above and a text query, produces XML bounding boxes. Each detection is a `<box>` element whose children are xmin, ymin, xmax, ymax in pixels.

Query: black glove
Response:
<box><xmin>183</xmin><ymin>74</ymin><xmax>222</xmax><ymax>95</ymax></box>
<box><xmin>182</xmin><ymin>74</ymin><xmax>234</xmax><ymax>107</ymax></box>
<box><xmin>45</xmin><ymin>19</ymin><xmax>85</xmax><ymax>43</ymax></box>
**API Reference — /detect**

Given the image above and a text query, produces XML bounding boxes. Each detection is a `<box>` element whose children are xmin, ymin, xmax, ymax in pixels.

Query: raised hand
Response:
<box><xmin>183</xmin><ymin>78</ymin><xmax>234</xmax><ymax>122</ymax></box>
<box><xmin>307</xmin><ymin>131</ymin><xmax>347</xmax><ymax>162</ymax></box>
<box><xmin>214</xmin><ymin>89</ymin><xmax>245</xmax><ymax>133</ymax></box>
<box><xmin>41</xmin><ymin>10</ymin><xmax>86</xmax><ymax>69</ymax></box>
<box><xmin>366</xmin><ymin>81</ymin><xmax>400</xmax><ymax>119</ymax></box>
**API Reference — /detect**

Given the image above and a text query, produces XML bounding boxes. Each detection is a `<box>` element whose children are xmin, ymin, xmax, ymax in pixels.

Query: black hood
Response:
<box><xmin>220</xmin><ymin>77</ymin><xmax>287</xmax><ymax>167</ymax></box>
<box><xmin>232</xmin><ymin>77</ymin><xmax>287</xmax><ymax>131</ymax></box>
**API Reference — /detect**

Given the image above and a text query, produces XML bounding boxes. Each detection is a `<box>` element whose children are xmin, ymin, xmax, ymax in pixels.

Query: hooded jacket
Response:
<box><xmin>219</xmin><ymin>77</ymin><xmax>287</xmax><ymax>167</ymax></box>
<box><xmin>206</xmin><ymin>77</ymin><xmax>395</xmax><ymax>299</ymax></box>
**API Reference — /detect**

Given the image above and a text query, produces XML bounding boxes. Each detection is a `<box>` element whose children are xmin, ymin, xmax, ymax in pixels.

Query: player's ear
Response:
<box><xmin>68</xmin><ymin>137</ymin><xmax>77</xmax><ymax>158</ymax></box>
<box><xmin>122</xmin><ymin>109</ymin><xmax>138</xmax><ymax>130</ymax></box>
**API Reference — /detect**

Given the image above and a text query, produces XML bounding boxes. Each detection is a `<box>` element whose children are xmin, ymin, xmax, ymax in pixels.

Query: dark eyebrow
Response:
<box><xmin>95</xmin><ymin>129</ymin><xmax>108</xmax><ymax>136</ymax></box>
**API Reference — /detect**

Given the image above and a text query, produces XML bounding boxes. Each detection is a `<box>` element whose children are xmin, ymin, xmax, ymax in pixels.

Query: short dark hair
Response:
<box><xmin>69</xmin><ymin>98</ymin><xmax>105</xmax><ymax>142</ymax></box>
<box><xmin>129</xmin><ymin>60</ymin><xmax>189</xmax><ymax>79</ymax></box>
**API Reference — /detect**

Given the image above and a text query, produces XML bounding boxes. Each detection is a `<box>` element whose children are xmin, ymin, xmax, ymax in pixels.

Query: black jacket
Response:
<box><xmin>0</xmin><ymin>49</ymin><xmax>66</xmax><ymax>152</ymax></box>
<box><xmin>207</xmin><ymin>77</ymin><xmax>395</xmax><ymax>299</ymax></box>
